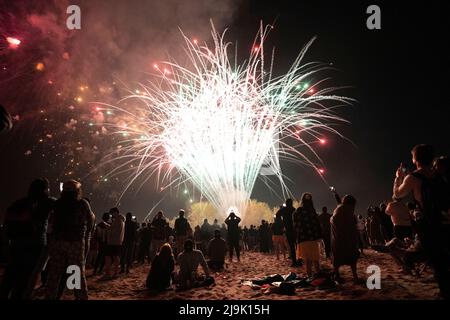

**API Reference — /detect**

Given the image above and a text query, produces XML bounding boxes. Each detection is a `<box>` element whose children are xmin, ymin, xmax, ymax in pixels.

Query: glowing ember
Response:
<box><xmin>6</xmin><ymin>37</ymin><xmax>21</xmax><ymax>49</ymax></box>
<box><xmin>35</xmin><ymin>62</ymin><xmax>45</xmax><ymax>71</ymax></box>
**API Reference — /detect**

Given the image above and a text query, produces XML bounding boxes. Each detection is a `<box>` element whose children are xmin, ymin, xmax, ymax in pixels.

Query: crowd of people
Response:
<box><xmin>0</xmin><ymin>144</ymin><xmax>449</xmax><ymax>299</ymax></box>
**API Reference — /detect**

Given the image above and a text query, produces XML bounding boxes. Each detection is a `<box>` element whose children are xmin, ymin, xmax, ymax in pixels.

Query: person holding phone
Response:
<box><xmin>225</xmin><ymin>212</ymin><xmax>241</xmax><ymax>262</ymax></box>
<box><xmin>393</xmin><ymin>144</ymin><xmax>450</xmax><ymax>298</ymax></box>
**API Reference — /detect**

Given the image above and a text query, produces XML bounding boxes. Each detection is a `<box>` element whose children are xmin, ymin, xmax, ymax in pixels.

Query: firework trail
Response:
<box><xmin>100</xmin><ymin>23</ymin><xmax>351</xmax><ymax>218</ymax></box>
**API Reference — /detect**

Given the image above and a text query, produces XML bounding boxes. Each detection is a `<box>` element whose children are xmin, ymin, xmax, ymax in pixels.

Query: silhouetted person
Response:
<box><xmin>433</xmin><ymin>156</ymin><xmax>450</xmax><ymax>251</ymax></box>
<box><xmin>242</xmin><ymin>226</ymin><xmax>250</xmax><ymax>251</ymax></box>
<box><xmin>248</xmin><ymin>225</ymin><xmax>257</xmax><ymax>250</ymax></box>
<box><xmin>138</xmin><ymin>223</ymin><xmax>152</xmax><ymax>264</ymax></box>
<box><xmin>318</xmin><ymin>206</ymin><xmax>332</xmax><ymax>258</ymax></box>
<box><xmin>151</xmin><ymin>211</ymin><xmax>167</xmax><ymax>257</ymax></box>
<box><xmin>368</xmin><ymin>207</ymin><xmax>384</xmax><ymax>246</ymax></box>
<box><xmin>394</xmin><ymin>144</ymin><xmax>450</xmax><ymax>298</ymax></box>
<box><xmin>193</xmin><ymin>225</ymin><xmax>202</xmax><ymax>250</ymax></box>
<box><xmin>93</xmin><ymin>213</ymin><xmax>111</xmax><ymax>275</ymax></box>
<box><xmin>174</xmin><ymin>210</ymin><xmax>191</xmax><ymax>255</ymax></box>
<box><xmin>177</xmin><ymin>239</ymin><xmax>209</xmax><ymax>290</ymax></box>
<box><xmin>103</xmin><ymin>207</ymin><xmax>125</xmax><ymax>279</ymax></box>
<box><xmin>146</xmin><ymin>243</ymin><xmax>175</xmax><ymax>291</ymax></box>
<box><xmin>259</xmin><ymin>220</ymin><xmax>271</xmax><ymax>253</ymax></box>
<box><xmin>45</xmin><ymin>180</ymin><xmax>95</xmax><ymax>300</ymax></box>
<box><xmin>380</xmin><ymin>202</ymin><xmax>394</xmax><ymax>241</ymax></box>
<box><xmin>0</xmin><ymin>178</ymin><xmax>55</xmax><ymax>299</ymax></box>
<box><xmin>212</xmin><ymin>219</ymin><xmax>220</xmax><ymax>232</ymax></box>
<box><xmin>207</xmin><ymin>230</ymin><xmax>227</xmax><ymax>271</ymax></box>
<box><xmin>331</xmin><ymin>195</ymin><xmax>360</xmax><ymax>284</ymax></box>
<box><xmin>121</xmin><ymin>212</ymin><xmax>138</xmax><ymax>274</ymax></box>
<box><xmin>271</xmin><ymin>211</ymin><xmax>286</xmax><ymax>260</ymax></box>
<box><xmin>220</xmin><ymin>223</ymin><xmax>228</xmax><ymax>242</ymax></box>
<box><xmin>225</xmin><ymin>212</ymin><xmax>241</xmax><ymax>262</ymax></box>
<box><xmin>356</xmin><ymin>214</ymin><xmax>366</xmax><ymax>254</ymax></box>
<box><xmin>200</xmin><ymin>219</ymin><xmax>212</xmax><ymax>253</ymax></box>
<box><xmin>279</xmin><ymin>199</ymin><xmax>298</xmax><ymax>266</ymax></box>
<box><xmin>294</xmin><ymin>193</ymin><xmax>322</xmax><ymax>277</ymax></box>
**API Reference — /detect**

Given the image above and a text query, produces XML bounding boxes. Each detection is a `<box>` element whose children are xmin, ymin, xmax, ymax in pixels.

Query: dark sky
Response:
<box><xmin>1</xmin><ymin>0</ymin><xmax>449</xmax><ymax>221</ymax></box>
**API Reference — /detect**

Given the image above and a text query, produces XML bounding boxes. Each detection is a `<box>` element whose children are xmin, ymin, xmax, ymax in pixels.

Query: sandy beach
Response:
<box><xmin>31</xmin><ymin>249</ymin><xmax>439</xmax><ymax>300</ymax></box>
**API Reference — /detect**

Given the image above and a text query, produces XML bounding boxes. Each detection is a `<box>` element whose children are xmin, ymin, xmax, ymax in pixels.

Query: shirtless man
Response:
<box><xmin>393</xmin><ymin>144</ymin><xmax>450</xmax><ymax>299</ymax></box>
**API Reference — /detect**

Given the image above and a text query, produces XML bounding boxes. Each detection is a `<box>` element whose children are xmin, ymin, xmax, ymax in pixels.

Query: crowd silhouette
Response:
<box><xmin>0</xmin><ymin>144</ymin><xmax>449</xmax><ymax>299</ymax></box>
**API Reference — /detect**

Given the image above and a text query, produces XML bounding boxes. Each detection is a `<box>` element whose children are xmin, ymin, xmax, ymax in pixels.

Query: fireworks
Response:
<box><xmin>35</xmin><ymin>62</ymin><xmax>45</xmax><ymax>71</ymax></box>
<box><xmin>103</xmin><ymin>24</ymin><xmax>351</xmax><ymax>218</ymax></box>
<box><xmin>6</xmin><ymin>37</ymin><xmax>21</xmax><ymax>49</ymax></box>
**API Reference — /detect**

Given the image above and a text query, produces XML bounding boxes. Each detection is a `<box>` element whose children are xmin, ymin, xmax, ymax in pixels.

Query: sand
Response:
<box><xmin>30</xmin><ymin>249</ymin><xmax>440</xmax><ymax>300</ymax></box>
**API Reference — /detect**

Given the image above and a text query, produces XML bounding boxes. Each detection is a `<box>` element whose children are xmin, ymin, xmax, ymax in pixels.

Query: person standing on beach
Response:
<box><xmin>103</xmin><ymin>207</ymin><xmax>125</xmax><ymax>279</ymax></box>
<box><xmin>121</xmin><ymin>212</ymin><xmax>138</xmax><ymax>274</ymax></box>
<box><xmin>45</xmin><ymin>180</ymin><xmax>95</xmax><ymax>300</ymax></box>
<box><xmin>93</xmin><ymin>212</ymin><xmax>111</xmax><ymax>275</ymax></box>
<box><xmin>174</xmin><ymin>210</ymin><xmax>191</xmax><ymax>256</ymax></box>
<box><xmin>294</xmin><ymin>193</ymin><xmax>322</xmax><ymax>278</ymax></box>
<box><xmin>271</xmin><ymin>211</ymin><xmax>286</xmax><ymax>260</ymax></box>
<box><xmin>0</xmin><ymin>178</ymin><xmax>55</xmax><ymax>299</ymax></box>
<box><xmin>330</xmin><ymin>195</ymin><xmax>360</xmax><ymax>284</ymax></box>
<box><xmin>393</xmin><ymin>144</ymin><xmax>450</xmax><ymax>298</ymax></box>
<box><xmin>318</xmin><ymin>206</ymin><xmax>332</xmax><ymax>258</ymax></box>
<box><xmin>151</xmin><ymin>211</ymin><xmax>168</xmax><ymax>257</ymax></box>
<box><xmin>278</xmin><ymin>199</ymin><xmax>299</xmax><ymax>267</ymax></box>
<box><xmin>225</xmin><ymin>212</ymin><xmax>241</xmax><ymax>262</ymax></box>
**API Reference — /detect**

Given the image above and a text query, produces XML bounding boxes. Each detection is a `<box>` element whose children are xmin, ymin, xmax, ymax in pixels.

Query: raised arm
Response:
<box><xmin>393</xmin><ymin>175</ymin><xmax>414</xmax><ymax>199</ymax></box>
<box><xmin>333</xmin><ymin>191</ymin><xmax>342</xmax><ymax>204</ymax></box>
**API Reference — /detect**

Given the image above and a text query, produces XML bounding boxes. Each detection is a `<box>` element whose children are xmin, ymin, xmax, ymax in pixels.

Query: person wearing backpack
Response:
<box><xmin>45</xmin><ymin>180</ymin><xmax>95</xmax><ymax>300</ymax></box>
<box><xmin>174</xmin><ymin>210</ymin><xmax>191</xmax><ymax>256</ymax></box>
<box><xmin>394</xmin><ymin>144</ymin><xmax>450</xmax><ymax>299</ymax></box>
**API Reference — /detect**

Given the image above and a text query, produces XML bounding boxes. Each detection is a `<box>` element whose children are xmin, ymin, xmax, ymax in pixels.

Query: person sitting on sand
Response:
<box><xmin>207</xmin><ymin>230</ymin><xmax>227</xmax><ymax>271</ymax></box>
<box><xmin>177</xmin><ymin>239</ymin><xmax>210</xmax><ymax>289</ymax></box>
<box><xmin>330</xmin><ymin>194</ymin><xmax>360</xmax><ymax>284</ymax></box>
<box><xmin>146</xmin><ymin>243</ymin><xmax>175</xmax><ymax>291</ymax></box>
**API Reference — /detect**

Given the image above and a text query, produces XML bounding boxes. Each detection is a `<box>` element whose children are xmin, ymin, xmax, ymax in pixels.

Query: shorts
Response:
<box><xmin>297</xmin><ymin>240</ymin><xmax>320</xmax><ymax>261</ymax></box>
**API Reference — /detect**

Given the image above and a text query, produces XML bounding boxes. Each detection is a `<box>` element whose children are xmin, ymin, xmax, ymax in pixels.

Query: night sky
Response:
<box><xmin>1</xmin><ymin>0</ymin><xmax>449</xmax><ymax>221</ymax></box>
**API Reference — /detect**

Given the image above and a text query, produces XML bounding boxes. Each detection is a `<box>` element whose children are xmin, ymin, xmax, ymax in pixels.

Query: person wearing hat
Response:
<box><xmin>45</xmin><ymin>180</ymin><xmax>95</xmax><ymax>300</ymax></box>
